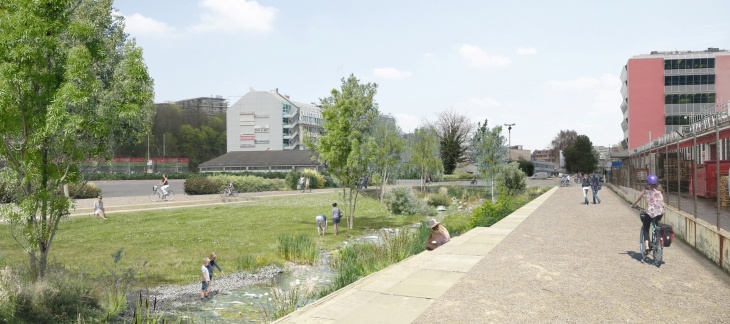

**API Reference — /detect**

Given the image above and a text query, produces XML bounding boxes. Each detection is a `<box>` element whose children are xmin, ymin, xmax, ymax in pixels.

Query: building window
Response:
<box><xmin>664</xmin><ymin>74</ymin><xmax>715</xmax><ymax>86</ymax></box>
<box><xmin>664</xmin><ymin>58</ymin><xmax>715</xmax><ymax>70</ymax></box>
<box><xmin>664</xmin><ymin>93</ymin><xmax>716</xmax><ymax>104</ymax></box>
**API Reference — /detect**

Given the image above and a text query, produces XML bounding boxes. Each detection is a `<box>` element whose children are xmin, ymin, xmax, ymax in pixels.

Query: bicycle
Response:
<box><xmin>632</xmin><ymin>205</ymin><xmax>662</xmax><ymax>264</ymax></box>
<box><xmin>220</xmin><ymin>186</ymin><xmax>238</xmax><ymax>198</ymax></box>
<box><xmin>150</xmin><ymin>185</ymin><xmax>175</xmax><ymax>202</ymax></box>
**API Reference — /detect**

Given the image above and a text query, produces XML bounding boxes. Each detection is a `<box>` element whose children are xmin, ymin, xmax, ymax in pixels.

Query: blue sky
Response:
<box><xmin>114</xmin><ymin>0</ymin><xmax>730</xmax><ymax>151</ymax></box>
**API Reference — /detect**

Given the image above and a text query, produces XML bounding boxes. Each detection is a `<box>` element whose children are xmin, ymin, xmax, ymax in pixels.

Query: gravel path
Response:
<box><xmin>415</xmin><ymin>185</ymin><xmax>730</xmax><ymax>323</ymax></box>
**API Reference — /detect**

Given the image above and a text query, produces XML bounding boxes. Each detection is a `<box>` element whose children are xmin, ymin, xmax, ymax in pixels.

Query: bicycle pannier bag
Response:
<box><xmin>660</xmin><ymin>224</ymin><xmax>674</xmax><ymax>247</ymax></box>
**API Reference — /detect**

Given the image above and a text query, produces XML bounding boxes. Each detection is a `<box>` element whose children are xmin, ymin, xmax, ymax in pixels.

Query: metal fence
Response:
<box><xmin>609</xmin><ymin>103</ymin><xmax>730</xmax><ymax>233</ymax></box>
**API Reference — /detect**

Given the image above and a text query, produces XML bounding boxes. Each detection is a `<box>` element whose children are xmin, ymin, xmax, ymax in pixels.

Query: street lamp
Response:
<box><xmin>504</xmin><ymin>123</ymin><xmax>515</xmax><ymax>148</ymax></box>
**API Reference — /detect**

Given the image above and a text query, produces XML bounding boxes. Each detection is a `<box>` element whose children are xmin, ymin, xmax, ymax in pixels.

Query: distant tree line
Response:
<box><xmin>115</xmin><ymin>103</ymin><xmax>227</xmax><ymax>171</ymax></box>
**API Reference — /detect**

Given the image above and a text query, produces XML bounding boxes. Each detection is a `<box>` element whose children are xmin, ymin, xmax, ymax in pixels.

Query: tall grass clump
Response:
<box><xmin>235</xmin><ymin>255</ymin><xmax>270</xmax><ymax>272</ymax></box>
<box><xmin>261</xmin><ymin>285</ymin><xmax>313</xmax><ymax>321</ymax></box>
<box><xmin>321</xmin><ymin>223</ymin><xmax>430</xmax><ymax>297</ymax></box>
<box><xmin>426</xmin><ymin>187</ymin><xmax>451</xmax><ymax>207</ymax></box>
<box><xmin>100</xmin><ymin>248</ymin><xmax>137</xmax><ymax>318</ymax></box>
<box><xmin>0</xmin><ymin>264</ymin><xmax>103</xmax><ymax>323</ymax></box>
<box><xmin>278</xmin><ymin>234</ymin><xmax>318</xmax><ymax>264</ymax></box>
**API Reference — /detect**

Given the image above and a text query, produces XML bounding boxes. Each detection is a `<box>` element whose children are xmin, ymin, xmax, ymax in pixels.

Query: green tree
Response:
<box><xmin>309</xmin><ymin>74</ymin><xmax>379</xmax><ymax>229</ymax></box>
<box><xmin>431</xmin><ymin>110</ymin><xmax>474</xmax><ymax>174</ymax></box>
<box><xmin>0</xmin><ymin>0</ymin><xmax>154</xmax><ymax>278</ymax></box>
<box><xmin>472</xmin><ymin>119</ymin><xmax>507</xmax><ymax>202</ymax></box>
<box><xmin>409</xmin><ymin>127</ymin><xmax>443</xmax><ymax>191</ymax></box>
<box><xmin>563</xmin><ymin>135</ymin><xmax>598</xmax><ymax>174</ymax></box>
<box><xmin>367</xmin><ymin>115</ymin><xmax>405</xmax><ymax>202</ymax></box>
<box><xmin>551</xmin><ymin>129</ymin><xmax>577</xmax><ymax>164</ymax></box>
<box><xmin>516</xmin><ymin>158</ymin><xmax>535</xmax><ymax>176</ymax></box>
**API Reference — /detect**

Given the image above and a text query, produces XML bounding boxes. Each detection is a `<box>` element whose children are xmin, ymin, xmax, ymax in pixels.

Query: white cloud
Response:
<box><xmin>189</xmin><ymin>0</ymin><xmax>277</xmax><ymax>33</ymax></box>
<box><xmin>422</xmin><ymin>52</ymin><xmax>435</xmax><ymax>59</ymax></box>
<box><xmin>516</xmin><ymin>47</ymin><xmax>538</xmax><ymax>55</ymax></box>
<box><xmin>458</xmin><ymin>44</ymin><xmax>511</xmax><ymax>68</ymax></box>
<box><xmin>122</xmin><ymin>13</ymin><xmax>176</xmax><ymax>36</ymax></box>
<box><xmin>373</xmin><ymin>67</ymin><xmax>412</xmax><ymax>80</ymax></box>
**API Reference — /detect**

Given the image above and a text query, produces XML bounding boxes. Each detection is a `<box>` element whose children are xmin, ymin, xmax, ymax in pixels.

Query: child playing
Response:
<box><xmin>200</xmin><ymin>257</ymin><xmax>210</xmax><ymax>301</ymax></box>
<box><xmin>205</xmin><ymin>252</ymin><xmax>225</xmax><ymax>296</ymax></box>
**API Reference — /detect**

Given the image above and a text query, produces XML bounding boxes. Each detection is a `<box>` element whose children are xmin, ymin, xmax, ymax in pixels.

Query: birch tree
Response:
<box><xmin>472</xmin><ymin>119</ymin><xmax>507</xmax><ymax>202</ymax></box>
<box><xmin>367</xmin><ymin>115</ymin><xmax>405</xmax><ymax>201</ymax></box>
<box><xmin>0</xmin><ymin>0</ymin><xmax>154</xmax><ymax>279</ymax></box>
<box><xmin>309</xmin><ymin>74</ymin><xmax>379</xmax><ymax>229</ymax></box>
<box><xmin>409</xmin><ymin>127</ymin><xmax>443</xmax><ymax>191</ymax></box>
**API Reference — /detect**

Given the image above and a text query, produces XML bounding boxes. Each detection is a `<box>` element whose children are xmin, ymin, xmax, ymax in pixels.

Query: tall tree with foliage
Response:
<box><xmin>409</xmin><ymin>126</ymin><xmax>443</xmax><ymax>191</ymax></box>
<box><xmin>309</xmin><ymin>74</ymin><xmax>379</xmax><ymax>229</ymax></box>
<box><xmin>516</xmin><ymin>157</ymin><xmax>535</xmax><ymax>176</ymax></box>
<box><xmin>367</xmin><ymin>115</ymin><xmax>405</xmax><ymax>202</ymax></box>
<box><xmin>430</xmin><ymin>110</ymin><xmax>474</xmax><ymax>174</ymax></box>
<box><xmin>562</xmin><ymin>135</ymin><xmax>598</xmax><ymax>174</ymax></box>
<box><xmin>551</xmin><ymin>129</ymin><xmax>578</xmax><ymax>164</ymax></box>
<box><xmin>0</xmin><ymin>0</ymin><xmax>154</xmax><ymax>279</ymax></box>
<box><xmin>472</xmin><ymin>119</ymin><xmax>507</xmax><ymax>202</ymax></box>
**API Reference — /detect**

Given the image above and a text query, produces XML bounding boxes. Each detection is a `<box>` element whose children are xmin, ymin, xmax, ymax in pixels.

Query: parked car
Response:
<box><xmin>531</xmin><ymin>172</ymin><xmax>549</xmax><ymax>179</ymax></box>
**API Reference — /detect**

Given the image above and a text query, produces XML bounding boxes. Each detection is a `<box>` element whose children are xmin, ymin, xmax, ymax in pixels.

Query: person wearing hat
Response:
<box><xmin>426</xmin><ymin>218</ymin><xmax>450</xmax><ymax>250</ymax></box>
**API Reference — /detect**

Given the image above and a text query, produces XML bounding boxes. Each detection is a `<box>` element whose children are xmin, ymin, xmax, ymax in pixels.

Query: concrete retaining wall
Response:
<box><xmin>609</xmin><ymin>184</ymin><xmax>730</xmax><ymax>272</ymax></box>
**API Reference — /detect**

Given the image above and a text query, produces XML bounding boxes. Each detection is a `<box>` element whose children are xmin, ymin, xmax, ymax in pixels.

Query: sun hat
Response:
<box><xmin>428</xmin><ymin>219</ymin><xmax>440</xmax><ymax>228</ymax></box>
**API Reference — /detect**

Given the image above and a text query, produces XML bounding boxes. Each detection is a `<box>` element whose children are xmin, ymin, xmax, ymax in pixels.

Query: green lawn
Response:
<box><xmin>0</xmin><ymin>193</ymin><xmax>423</xmax><ymax>286</ymax></box>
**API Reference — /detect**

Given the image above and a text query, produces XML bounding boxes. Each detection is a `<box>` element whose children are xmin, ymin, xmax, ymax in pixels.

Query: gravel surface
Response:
<box><xmin>414</xmin><ymin>185</ymin><xmax>730</xmax><ymax>323</ymax></box>
<box><xmin>125</xmin><ymin>265</ymin><xmax>283</xmax><ymax>313</ymax></box>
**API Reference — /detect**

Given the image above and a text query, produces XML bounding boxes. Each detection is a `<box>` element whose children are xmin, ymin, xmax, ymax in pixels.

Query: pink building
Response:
<box><xmin>621</xmin><ymin>48</ymin><xmax>730</xmax><ymax>150</ymax></box>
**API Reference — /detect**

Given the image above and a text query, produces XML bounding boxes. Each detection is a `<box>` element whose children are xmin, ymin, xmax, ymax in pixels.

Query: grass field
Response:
<box><xmin>0</xmin><ymin>192</ymin><xmax>423</xmax><ymax>286</ymax></box>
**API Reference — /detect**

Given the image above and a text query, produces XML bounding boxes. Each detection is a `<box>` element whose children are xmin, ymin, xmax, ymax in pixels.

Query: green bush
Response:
<box><xmin>497</xmin><ymin>162</ymin><xmax>526</xmax><ymax>196</ymax></box>
<box><xmin>384</xmin><ymin>187</ymin><xmax>433</xmax><ymax>215</ymax></box>
<box><xmin>0</xmin><ymin>183</ymin><xmax>12</xmax><ymax>204</ymax></box>
<box><xmin>183</xmin><ymin>176</ymin><xmax>218</xmax><ymax>195</ymax></box>
<box><xmin>443</xmin><ymin>170</ymin><xmax>474</xmax><ymax>181</ymax></box>
<box><xmin>68</xmin><ymin>182</ymin><xmax>103</xmax><ymax>199</ymax></box>
<box><xmin>426</xmin><ymin>187</ymin><xmax>451</xmax><ymax>207</ymax></box>
<box><xmin>470</xmin><ymin>197</ymin><xmax>516</xmax><ymax>228</ymax></box>
<box><xmin>207</xmin><ymin>174</ymin><xmax>284</xmax><ymax>193</ymax></box>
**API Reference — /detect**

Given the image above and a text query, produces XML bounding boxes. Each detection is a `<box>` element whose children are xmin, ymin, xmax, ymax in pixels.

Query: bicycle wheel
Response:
<box><xmin>149</xmin><ymin>191</ymin><xmax>160</xmax><ymax>202</ymax></box>
<box><xmin>230</xmin><ymin>190</ymin><xmax>238</xmax><ymax>197</ymax></box>
<box><xmin>220</xmin><ymin>188</ymin><xmax>228</xmax><ymax>198</ymax></box>
<box><xmin>639</xmin><ymin>229</ymin><xmax>646</xmax><ymax>260</ymax></box>
<box><xmin>165</xmin><ymin>190</ymin><xmax>175</xmax><ymax>201</ymax></box>
<box><xmin>653</xmin><ymin>229</ymin><xmax>663</xmax><ymax>264</ymax></box>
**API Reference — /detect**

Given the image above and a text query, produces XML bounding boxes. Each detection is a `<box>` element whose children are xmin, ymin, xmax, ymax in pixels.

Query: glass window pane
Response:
<box><xmin>693</xmin><ymin>59</ymin><xmax>701</xmax><ymax>68</ymax></box>
<box><xmin>672</xmin><ymin>60</ymin><xmax>679</xmax><ymax>69</ymax></box>
<box><xmin>709</xmin><ymin>58</ymin><xmax>715</xmax><ymax>68</ymax></box>
<box><xmin>708</xmin><ymin>93</ymin><xmax>715</xmax><ymax>103</ymax></box>
<box><xmin>678</xmin><ymin>59</ymin><xmax>685</xmax><ymax>69</ymax></box>
<box><xmin>679</xmin><ymin>75</ymin><xmax>686</xmax><ymax>85</ymax></box>
<box><xmin>709</xmin><ymin>75</ymin><xmax>715</xmax><ymax>84</ymax></box>
<box><xmin>701</xmin><ymin>58</ymin><xmax>708</xmax><ymax>68</ymax></box>
<box><xmin>665</xmin><ymin>60</ymin><xmax>671</xmax><ymax>69</ymax></box>
<box><xmin>700</xmin><ymin>75</ymin><xmax>707</xmax><ymax>84</ymax></box>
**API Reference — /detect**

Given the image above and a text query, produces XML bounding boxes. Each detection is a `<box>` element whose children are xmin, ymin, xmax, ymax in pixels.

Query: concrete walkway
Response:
<box><xmin>277</xmin><ymin>185</ymin><xmax>730</xmax><ymax>323</ymax></box>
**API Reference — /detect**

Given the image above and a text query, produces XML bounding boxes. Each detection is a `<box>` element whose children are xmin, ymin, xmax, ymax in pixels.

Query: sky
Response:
<box><xmin>114</xmin><ymin>0</ymin><xmax>730</xmax><ymax>151</ymax></box>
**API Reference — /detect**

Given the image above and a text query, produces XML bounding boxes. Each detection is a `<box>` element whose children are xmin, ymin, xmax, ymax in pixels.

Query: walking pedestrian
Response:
<box><xmin>581</xmin><ymin>176</ymin><xmax>591</xmax><ymax>205</ymax></box>
<box><xmin>332</xmin><ymin>202</ymin><xmax>342</xmax><ymax>235</ymax></box>
<box><xmin>591</xmin><ymin>174</ymin><xmax>602</xmax><ymax>204</ymax></box>
<box><xmin>305</xmin><ymin>177</ymin><xmax>310</xmax><ymax>192</ymax></box>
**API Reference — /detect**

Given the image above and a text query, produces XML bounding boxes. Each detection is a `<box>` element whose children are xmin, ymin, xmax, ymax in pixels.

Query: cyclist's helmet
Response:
<box><xmin>646</xmin><ymin>174</ymin><xmax>658</xmax><ymax>185</ymax></box>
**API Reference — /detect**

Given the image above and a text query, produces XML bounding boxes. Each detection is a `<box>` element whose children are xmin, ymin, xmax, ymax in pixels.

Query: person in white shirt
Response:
<box><xmin>93</xmin><ymin>196</ymin><xmax>107</xmax><ymax>220</ymax></box>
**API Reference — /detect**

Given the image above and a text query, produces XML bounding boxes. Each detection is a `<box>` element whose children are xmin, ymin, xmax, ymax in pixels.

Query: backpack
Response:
<box><xmin>660</xmin><ymin>224</ymin><xmax>674</xmax><ymax>247</ymax></box>
<box><xmin>338</xmin><ymin>209</ymin><xmax>343</xmax><ymax>218</ymax></box>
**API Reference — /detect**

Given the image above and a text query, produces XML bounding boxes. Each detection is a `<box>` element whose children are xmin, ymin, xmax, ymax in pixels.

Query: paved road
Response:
<box><xmin>93</xmin><ymin>179</ymin><xmax>185</xmax><ymax>197</ymax></box>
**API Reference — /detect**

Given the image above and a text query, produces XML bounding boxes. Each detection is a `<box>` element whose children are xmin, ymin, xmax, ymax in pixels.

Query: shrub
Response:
<box><xmin>384</xmin><ymin>187</ymin><xmax>433</xmax><ymax>215</ymax></box>
<box><xmin>496</xmin><ymin>162</ymin><xmax>526</xmax><ymax>196</ymax></box>
<box><xmin>68</xmin><ymin>181</ymin><xmax>103</xmax><ymax>199</ymax></box>
<box><xmin>470</xmin><ymin>197</ymin><xmax>516</xmax><ymax>228</ymax></box>
<box><xmin>285</xmin><ymin>170</ymin><xmax>327</xmax><ymax>190</ymax></box>
<box><xmin>426</xmin><ymin>187</ymin><xmax>451</xmax><ymax>207</ymax></box>
<box><xmin>183</xmin><ymin>176</ymin><xmax>218</xmax><ymax>195</ymax></box>
<box><xmin>0</xmin><ymin>183</ymin><xmax>12</xmax><ymax>204</ymax></box>
<box><xmin>443</xmin><ymin>170</ymin><xmax>474</xmax><ymax>181</ymax></box>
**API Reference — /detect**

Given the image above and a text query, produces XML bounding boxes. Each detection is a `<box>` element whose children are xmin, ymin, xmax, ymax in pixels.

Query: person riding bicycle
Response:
<box><xmin>631</xmin><ymin>174</ymin><xmax>665</xmax><ymax>254</ymax></box>
<box><xmin>159</xmin><ymin>173</ymin><xmax>170</xmax><ymax>197</ymax></box>
<box><xmin>225</xmin><ymin>180</ymin><xmax>235</xmax><ymax>196</ymax></box>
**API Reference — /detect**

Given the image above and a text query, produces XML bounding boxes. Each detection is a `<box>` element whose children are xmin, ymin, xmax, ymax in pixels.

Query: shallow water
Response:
<box><xmin>172</xmin><ymin>253</ymin><xmax>336</xmax><ymax>323</ymax></box>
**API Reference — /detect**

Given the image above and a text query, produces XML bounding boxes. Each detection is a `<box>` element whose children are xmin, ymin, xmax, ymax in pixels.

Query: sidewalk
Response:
<box><xmin>277</xmin><ymin>185</ymin><xmax>730</xmax><ymax>323</ymax></box>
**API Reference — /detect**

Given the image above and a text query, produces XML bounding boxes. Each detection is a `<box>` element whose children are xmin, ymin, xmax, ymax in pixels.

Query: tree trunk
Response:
<box><xmin>379</xmin><ymin>168</ymin><xmax>388</xmax><ymax>202</ymax></box>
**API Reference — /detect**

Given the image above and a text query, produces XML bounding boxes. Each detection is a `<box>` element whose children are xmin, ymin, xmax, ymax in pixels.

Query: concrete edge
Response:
<box><xmin>273</xmin><ymin>186</ymin><xmax>559</xmax><ymax>323</ymax></box>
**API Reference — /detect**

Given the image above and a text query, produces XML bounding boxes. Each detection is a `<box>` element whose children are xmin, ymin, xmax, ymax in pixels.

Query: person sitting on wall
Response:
<box><xmin>426</xmin><ymin>219</ymin><xmax>450</xmax><ymax>250</ymax></box>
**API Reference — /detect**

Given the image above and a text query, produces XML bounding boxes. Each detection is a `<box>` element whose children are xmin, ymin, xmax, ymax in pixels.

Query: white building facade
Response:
<box><xmin>226</xmin><ymin>89</ymin><xmax>323</xmax><ymax>152</ymax></box>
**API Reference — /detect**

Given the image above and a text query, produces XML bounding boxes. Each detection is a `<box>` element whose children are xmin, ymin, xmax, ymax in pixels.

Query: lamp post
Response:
<box><xmin>504</xmin><ymin>123</ymin><xmax>515</xmax><ymax>148</ymax></box>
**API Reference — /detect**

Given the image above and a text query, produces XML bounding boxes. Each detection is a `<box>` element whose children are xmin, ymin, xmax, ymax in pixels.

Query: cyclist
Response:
<box><xmin>159</xmin><ymin>173</ymin><xmax>169</xmax><ymax>198</ymax></box>
<box><xmin>631</xmin><ymin>174</ymin><xmax>665</xmax><ymax>254</ymax></box>
<box><xmin>225</xmin><ymin>180</ymin><xmax>234</xmax><ymax>196</ymax></box>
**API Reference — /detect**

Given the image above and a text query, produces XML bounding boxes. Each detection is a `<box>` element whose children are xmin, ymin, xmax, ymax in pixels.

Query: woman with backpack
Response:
<box><xmin>631</xmin><ymin>174</ymin><xmax>665</xmax><ymax>254</ymax></box>
<box><xmin>332</xmin><ymin>202</ymin><xmax>342</xmax><ymax>235</ymax></box>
